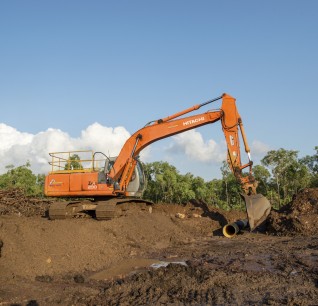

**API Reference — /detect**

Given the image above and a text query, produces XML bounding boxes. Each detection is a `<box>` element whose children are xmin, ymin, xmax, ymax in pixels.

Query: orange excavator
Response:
<box><xmin>44</xmin><ymin>93</ymin><xmax>271</xmax><ymax>230</ymax></box>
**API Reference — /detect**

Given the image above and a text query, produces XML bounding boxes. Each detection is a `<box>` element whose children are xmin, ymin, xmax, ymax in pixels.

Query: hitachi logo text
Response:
<box><xmin>183</xmin><ymin>117</ymin><xmax>205</xmax><ymax>126</ymax></box>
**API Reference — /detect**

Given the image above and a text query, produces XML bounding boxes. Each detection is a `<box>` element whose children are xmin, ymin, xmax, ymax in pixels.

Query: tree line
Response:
<box><xmin>144</xmin><ymin>147</ymin><xmax>318</xmax><ymax>209</ymax></box>
<box><xmin>0</xmin><ymin>147</ymin><xmax>317</xmax><ymax>210</ymax></box>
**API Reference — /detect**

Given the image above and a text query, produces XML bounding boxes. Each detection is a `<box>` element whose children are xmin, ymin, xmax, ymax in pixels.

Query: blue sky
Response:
<box><xmin>1</xmin><ymin>1</ymin><xmax>318</xmax><ymax>179</ymax></box>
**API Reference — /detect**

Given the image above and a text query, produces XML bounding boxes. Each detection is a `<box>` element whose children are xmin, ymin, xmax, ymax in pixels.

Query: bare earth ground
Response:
<box><xmin>0</xmin><ymin>189</ymin><xmax>317</xmax><ymax>305</ymax></box>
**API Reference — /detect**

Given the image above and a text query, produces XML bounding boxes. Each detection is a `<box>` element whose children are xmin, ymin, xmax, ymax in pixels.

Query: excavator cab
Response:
<box><xmin>103</xmin><ymin>156</ymin><xmax>146</xmax><ymax>197</ymax></box>
<box><xmin>126</xmin><ymin>159</ymin><xmax>146</xmax><ymax>197</ymax></box>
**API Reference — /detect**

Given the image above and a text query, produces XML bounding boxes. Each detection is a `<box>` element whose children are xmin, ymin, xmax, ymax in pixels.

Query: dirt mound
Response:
<box><xmin>267</xmin><ymin>188</ymin><xmax>318</xmax><ymax>236</ymax></box>
<box><xmin>73</xmin><ymin>263</ymin><xmax>243</xmax><ymax>305</ymax></box>
<box><xmin>0</xmin><ymin>188</ymin><xmax>52</xmax><ymax>217</ymax></box>
<box><xmin>0</xmin><ymin>204</ymin><xmax>212</xmax><ymax>280</ymax></box>
<box><xmin>69</xmin><ymin>236</ymin><xmax>318</xmax><ymax>306</ymax></box>
<box><xmin>0</xmin><ymin>199</ymin><xmax>317</xmax><ymax>305</ymax></box>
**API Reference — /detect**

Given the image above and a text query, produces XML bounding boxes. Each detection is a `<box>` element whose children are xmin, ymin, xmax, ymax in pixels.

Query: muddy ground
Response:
<box><xmin>0</xmin><ymin>189</ymin><xmax>317</xmax><ymax>305</ymax></box>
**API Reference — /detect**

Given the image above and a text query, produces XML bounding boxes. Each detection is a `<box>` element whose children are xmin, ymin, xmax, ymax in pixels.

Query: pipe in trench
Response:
<box><xmin>222</xmin><ymin>219</ymin><xmax>248</xmax><ymax>238</ymax></box>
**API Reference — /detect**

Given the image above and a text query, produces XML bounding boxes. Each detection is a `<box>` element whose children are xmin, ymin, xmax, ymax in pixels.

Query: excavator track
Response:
<box><xmin>95</xmin><ymin>200</ymin><xmax>117</xmax><ymax>220</ymax></box>
<box><xmin>49</xmin><ymin>202</ymin><xmax>75</xmax><ymax>219</ymax></box>
<box><xmin>48</xmin><ymin>199</ymin><xmax>153</xmax><ymax>220</ymax></box>
<box><xmin>49</xmin><ymin>201</ymin><xmax>97</xmax><ymax>220</ymax></box>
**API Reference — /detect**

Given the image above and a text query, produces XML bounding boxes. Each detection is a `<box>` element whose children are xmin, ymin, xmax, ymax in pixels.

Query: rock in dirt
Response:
<box><xmin>74</xmin><ymin>274</ymin><xmax>85</xmax><ymax>283</ymax></box>
<box><xmin>35</xmin><ymin>275</ymin><xmax>53</xmax><ymax>283</ymax></box>
<box><xmin>175</xmin><ymin>212</ymin><xmax>186</xmax><ymax>219</ymax></box>
<box><xmin>267</xmin><ymin>188</ymin><xmax>318</xmax><ymax>236</ymax></box>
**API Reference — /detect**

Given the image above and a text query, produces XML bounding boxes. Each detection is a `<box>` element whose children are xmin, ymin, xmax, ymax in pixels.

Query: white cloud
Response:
<box><xmin>167</xmin><ymin>129</ymin><xmax>226</xmax><ymax>163</ymax></box>
<box><xmin>251</xmin><ymin>140</ymin><xmax>270</xmax><ymax>156</ymax></box>
<box><xmin>0</xmin><ymin>123</ymin><xmax>33</xmax><ymax>151</ymax></box>
<box><xmin>0</xmin><ymin>122</ymin><xmax>269</xmax><ymax>176</ymax></box>
<box><xmin>79</xmin><ymin>123</ymin><xmax>131</xmax><ymax>154</ymax></box>
<box><xmin>0</xmin><ymin>123</ymin><xmax>132</xmax><ymax>174</ymax></box>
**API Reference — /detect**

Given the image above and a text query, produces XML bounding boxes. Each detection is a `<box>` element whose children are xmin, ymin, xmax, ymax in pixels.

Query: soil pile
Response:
<box><xmin>0</xmin><ymin>203</ymin><xmax>214</xmax><ymax>280</ymax></box>
<box><xmin>1</xmin><ymin>193</ymin><xmax>317</xmax><ymax>305</ymax></box>
<box><xmin>0</xmin><ymin>188</ymin><xmax>51</xmax><ymax>217</ymax></box>
<box><xmin>69</xmin><ymin>235</ymin><xmax>318</xmax><ymax>306</ymax></box>
<box><xmin>268</xmin><ymin>188</ymin><xmax>318</xmax><ymax>236</ymax></box>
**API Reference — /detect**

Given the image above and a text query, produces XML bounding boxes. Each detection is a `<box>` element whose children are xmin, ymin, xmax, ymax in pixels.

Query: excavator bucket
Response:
<box><xmin>241</xmin><ymin>194</ymin><xmax>271</xmax><ymax>231</ymax></box>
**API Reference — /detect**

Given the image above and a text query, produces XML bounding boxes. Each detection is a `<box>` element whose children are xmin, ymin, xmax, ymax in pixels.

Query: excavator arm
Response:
<box><xmin>220</xmin><ymin>95</ymin><xmax>257</xmax><ymax>195</ymax></box>
<box><xmin>108</xmin><ymin>93</ymin><xmax>271</xmax><ymax>230</ymax></box>
<box><xmin>109</xmin><ymin>94</ymin><xmax>253</xmax><ymax>194</ymax></box>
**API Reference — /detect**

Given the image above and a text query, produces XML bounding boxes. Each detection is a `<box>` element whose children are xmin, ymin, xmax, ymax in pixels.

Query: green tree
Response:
<box><xmin>143</xmin><ymin>162</ymin><xmax>200</xmax><ymax>204</ymax></box>
<box><xmin>300</xmin><ymin>146</ymin><xmax>318</xmax><ymax>187</ymax></box>
<box><xmin>261</xmin><ymin>148</ymin><xmax>310</xmax><ymax>207</ymax></box>
<box><xmin>219</xmin><ymin>161</ymin><xmax>243</xmax><ymax>210</ymax></box>
<box><xmin>191</xmin><ymin>176</ymin><xmax>208</xmax><ymax>200</ymax></box>
<box><xmin>143</xmin><ymin>161</ymin><xmax>179</xmax><ymax>203</ymax></box>
<box><xmin>36</xmin><ymin>174</ymin><xmax>46</xmax><ymax>196</ymax></box>
<box><xmin>205</xmin><ymin>179</ymin><xmax>224</xmax><ymax>208</ymax></box>
<box><xmin>0</xmin><ymin>161</ymin><xmax>43</xmax><ymax>196</ymax></box>
<box><xmin>64</xmin><ymin>154</ymin><xmax>83</xmax><ymax>170</ymax></box>
<box><xmin>220</xmin><ymin>161</ymin><xmax>230</xmax><ymax>207</ymax></box>
<box><xmin>173</xmin><ymin>173</ymin><xmax>195</xmax><ymax>203</ymax></box>
<box><xmin>253</xmin><ymin>165</ymin><xmax>270</xmax><ymax>195</ymax></box>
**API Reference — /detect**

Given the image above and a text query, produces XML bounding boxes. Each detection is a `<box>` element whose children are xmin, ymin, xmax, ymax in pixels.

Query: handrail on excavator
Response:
<box><xmin>48</xmin><ymin>150</ymin><xmax>107</xmax><ymax>174</ymax></box>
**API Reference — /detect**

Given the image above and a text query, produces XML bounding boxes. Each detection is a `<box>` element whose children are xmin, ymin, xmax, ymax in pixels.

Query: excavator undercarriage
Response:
<box><xmin>48</xmin><ymin>198</ymin><xmax>153</xmax><ymax>221</ymax></box>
